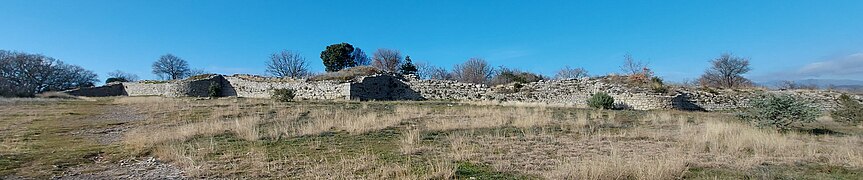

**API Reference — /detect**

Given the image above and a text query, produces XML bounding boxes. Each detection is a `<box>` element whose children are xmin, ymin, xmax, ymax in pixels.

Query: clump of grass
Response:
<box><xmin>399</xmin><ymin>129</ymin><xmax>422</xmax><ymax>155</ymax></box>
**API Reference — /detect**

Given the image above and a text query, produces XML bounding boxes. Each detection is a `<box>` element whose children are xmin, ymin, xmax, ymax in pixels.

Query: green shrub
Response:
<box><xmin>208</xmin><ymin>81</ymin><xmax>221</xmax><ymax>98</ymax></box>
<box><xmin>587</xmin><ymin>92</ymin><xmax>615</xmax><ymax>109</ymax></box>
<box><xmin>831</xmin><ymin>94</ymin><xmax>863</xmax><ymax>125</ymax></box>
<box><xmin>648</xmin><ymin>77</ymin><xmax>668</xmax><ymax>93</ymax></box>
<box><xmin>737</xmin><ymin>94</ymin><xmax>821</xmax><ymax>131</ymax></box>
<box><xmin>272</xmin><ymin>88</ymin><xmax>296</xmax><ymax>102</ymax></box>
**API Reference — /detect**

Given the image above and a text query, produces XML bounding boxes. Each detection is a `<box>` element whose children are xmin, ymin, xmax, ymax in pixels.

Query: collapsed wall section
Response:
<box><xmin>349</xmin><ymin>75</ymin><xmax>424</xmax><ymax>100</ymax></box>
<box><xmin>65</xmin><ymin>83</ymin><xmax>126</xmax><ymax>97</ymax></box>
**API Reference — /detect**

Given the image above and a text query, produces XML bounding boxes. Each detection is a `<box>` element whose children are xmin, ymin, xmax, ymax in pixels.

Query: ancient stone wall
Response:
<box><xmin>350</xmin><ymin>75</ymin><xmax>424</xmax><ymax>100</ymax></box>
<box><xmin>120</xmin><ymin>75</ymin><xmax>226</xmax><ymax>97</ymax></box>
<box><xmin>64</xmin><ymin>83</ymin><xmax>126</xmax><ymax>97</ymax></box>
<box><xmin>65</xmin><ymin>73</ymin><xmax>863</xmax><ymax>112</ymax></box>
<box><xmin>406</xmin><ymin>78</ymin><xmax>677</xmax><ymax>110</ymax></box>
<box><xmin>223</xmin><ymin>75</ymin><xmax>349</xmax><ymax>100</ymax></box>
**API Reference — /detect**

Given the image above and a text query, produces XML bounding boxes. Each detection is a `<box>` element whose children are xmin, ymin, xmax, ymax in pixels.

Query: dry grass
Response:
<box><xmin>545</xmin><ymin>152</ymin><xmax>689</xmax><ymax>180</ymax></box>
<box><xmin>309</xmin><ymin>66</ymin><xmax>381</xmax><ymax>82</ymax></box>
<box><xmin>108</xmin><ymin>97</ymin><xmax>863</xmax><ymax>179</ymax></box>
<box><xmin>399</xmin><ymin>128</ymin><xmax>421</xmax><ymax>155</ymax></box>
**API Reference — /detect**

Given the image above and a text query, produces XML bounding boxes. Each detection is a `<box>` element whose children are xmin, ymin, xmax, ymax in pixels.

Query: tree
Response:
<box><xmin>620</xmin><ymin>54</ymin><xmax>653</xmax><ymax>83</ymax></box>
<box><xmin>352</xmin><ymin>47</ymin><xmax>371</xmax><ymax>66</ymax></box>
<box><xmin>152</xmin><ymin>54</ymin><xmax>190</xmax><ymax>80</ymax></box>
<box><xmin>1</xmin><ymin>50</ymin><xmax>98</xmax><ymax>97</ymax></box>
<box><xmin>778</xmin><ymin>80</ymin><xmax>817</xmax><ymax>90</ymax></box>
<box><xmin>266</xmin><ymin>50</ymin><xmax>309</xmax><ymax>78</ymax></box>
<box><xmin>452</xmin><ymin>58</ymin><xmax>495</xmax><ymax>84</ymax></box>
<box><xmin>371</xmin><ymin>48</ymin><xmax>403</xmax><ymax>72</ymax></box>
<box><xmin>189</xmin><ymin>69</ymin><xmax>208</xmax><ymax>77</ymax></box>
<box><xmin>106</xmin><ymin>70</ymin><xmax>139</xmax><ymax>83</ymax></box>
<box><xmin>419</xmin><ymin>63</ymin><xmax>451</xmax><ymax>80</ymax></box>
<box><xmin>699</xmin><ymin>53</ymin><xmax>752</xmax><ymax>88</ymax></box>
<box><xmin>620</xmin><ymin>53</ymin><xmax>648</xmax><ymax>75</ymax></box>
<box><xmin>555</xmin><ymin>66</ymin><xmax>589</xmax><ymax>79</ymax></box>
<box><xmin>399</xmin><ymin>56</ymin><xmax>418</xmax><ymax>75</ymax></box>
<box><xmin>320</xmin><ymin>43</ymin><xmax>356</xmax><ymax>72</ymax></box>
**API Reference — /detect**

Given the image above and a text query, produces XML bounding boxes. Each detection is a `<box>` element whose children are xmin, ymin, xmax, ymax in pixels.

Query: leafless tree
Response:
<box><xmin>107</xmin><ymin>70</ymin><xmax>139</xmax><ymax>82</ymax></box>
<box><xmin>189</xmin><ymin>69</ymin><xmax>209</xmax><ymax>77</ymax></box>
<box><xmin>452</xmin><ymin>58</ymin><xmax>495</xmax><ymax>84</ymax></box>
<box><xmin>555</xmin><ymin>66</ymin><xmax>589</xmax><ymax>79</ymax></box>
<box><xmin>1</xmin><ymin>50</ymin><xmax>97</xmax><ymax>97</ymax></box>
<box><xmin>371</xmin><ymin>48</ymin><xmax>403</xmax><ymax>72</ymax></box>
<box><xmin>266</xmin><ymin>50</ymin><xmax>309</xmax><ymax>78</ymax></box>
<box><xmin>351</xmin><ymin>48</ymin><xmax>371</xmax><ymax>66</ymax></box>
<box><xmin>620</xmin><ymin>53</ymin><xmax>648</xmax><ymax>75</ymax></box>
<box><xmin>778</xmin><ymin>80</ymin><xmax>818</xmax><ymax>90</ymax></box>
<box><xmin>152</xmin><ymin>54</ymin><xmax>190</xmax><ymax>80</ymax></box>
<box><xmin>698</xmin><ymin>53</ymin><xmax>752</xmax><ymax>88</ymax></box>
<box><xmin>417</xmin><ymin>62</ymin><xmax>451</xmax><ymax>80</ymax></box>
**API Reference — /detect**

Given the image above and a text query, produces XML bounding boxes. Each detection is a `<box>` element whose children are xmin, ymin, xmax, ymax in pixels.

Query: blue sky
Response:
<box><xmin>2</xmin><ymin>0</ymin><xmax>862</xmax><ymax>82</ymax></box>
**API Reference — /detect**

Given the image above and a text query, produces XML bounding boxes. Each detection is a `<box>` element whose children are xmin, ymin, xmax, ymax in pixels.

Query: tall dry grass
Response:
<box><xmin>117</xmin><ymin>97</ymin><xmax>863</xmax><ymax>179</ymax></box>
<box><xmin>399</xmin><ymin>128</ymin><xmax>422</xmax><ymax>155</ymax></box>
<box><xmin>545</xmin><ymin>153</ymin><xmax>689</xmax><ymax>180</ymax></box>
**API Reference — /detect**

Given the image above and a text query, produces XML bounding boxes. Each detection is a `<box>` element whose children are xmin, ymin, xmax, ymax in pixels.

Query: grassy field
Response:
<box><xmin>1</xmin><ymin>97</ymin><xmax>862</xmax><ymax>179</ymax></box>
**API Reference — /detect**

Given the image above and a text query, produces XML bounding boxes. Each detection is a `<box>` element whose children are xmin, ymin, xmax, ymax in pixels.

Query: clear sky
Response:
<box><xmin>2</xmin><ymin>0</ymin><xmax>862</xmax><ymax>82</ymax></box>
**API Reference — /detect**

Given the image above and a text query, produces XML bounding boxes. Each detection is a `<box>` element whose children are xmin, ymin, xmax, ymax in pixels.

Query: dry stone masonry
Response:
<box><xmin>65</xmin><ymin>74</ymin><xmax>863</xmax><ymax>111</ymax></box>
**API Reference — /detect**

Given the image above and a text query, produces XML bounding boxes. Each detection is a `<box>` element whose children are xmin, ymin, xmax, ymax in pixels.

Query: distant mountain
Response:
<box><xmin>759</xmin><ymin>79</ymin><xmax>863</xmax><ymax>89</ymax></box>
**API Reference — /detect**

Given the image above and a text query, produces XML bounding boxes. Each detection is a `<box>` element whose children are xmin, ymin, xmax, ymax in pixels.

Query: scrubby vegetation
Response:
<box><xmin>208</xmin><ymin>81</ymin><xmax>221</xmax><ymax>98</ymax></box>
<box><xmin>587</xmin><ymin>92</ymin><xmax>615</xmax><ymax>109</ymax></box>
<box><xmin>309</xmin><ymin>66</ymin><xmax>381</xmax><ymax>82</ymax></box>
<box><xmin>738</xmin><ymin>94</ymin><xmax>821</xmax><ymax>131</ymax></box>
<box><xmin>832</xmin><ymin>94</ymin><xmax>863</xmax><ymax>125</ymax></box>
<box><xmin>271</xmin><ymin>88</ymin><xmax>296</xmax><ymax>102</ymax></box>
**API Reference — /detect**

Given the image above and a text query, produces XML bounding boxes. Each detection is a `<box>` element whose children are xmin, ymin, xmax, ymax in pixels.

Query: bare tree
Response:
<box><xmin>417</xmin><ymin>62</ymin><xmax>451</xmax><ymax>80</ymax></box>
<box><xmin>555</xmin><ymin>66</ymin><xmax>589</xmax><ymax>79</ymax></box>
<box><xmin>371</xmin><ymin>48</ymin><xmax>403</xmax><ymax>72</ymax></box>
<box><xmin>266</xmin><ymin>50</ymin><xmax>309</xmax><ymax>78</ymax></box>
<box><xmin>620</xmin><ymin>53</ymin><xmax>648</xmax><ymax>75</ymax></box>
<box><xmin>1</xmin><ymin>50</ymin><xmax>97</xmax><ymax>97</ymax></box>
<box><xmin>351</xmin><ymin>48</ymin><xmax>371</xmax><ymax>66</ymax></box>
<box><xmin>107</xmin><ymin>70</ymin><xmax>139</xmax><ymax>82</ymax></box>
<box><xmin>778</xmin><ymin>80</ymin><xmax>818</xmax><ymax>90</ymax></box>
<box><xmin>189</xmin><ymin>69</ymin><xmax>209</xmax><ymax>77</ymax></box>
<box><xmin>698</xmin><ymin>53</ymin><xmax>752</xmax><ymax>88</ymax></box>
<box><xmin>152</xmin><ymin>54</ymin><xmax>190</xmax><ymax>80</ymax></box>
<box><xmin>452</xmin><ymin>58</ymin><xmax>495</xmax><ymax>84</ymax></box>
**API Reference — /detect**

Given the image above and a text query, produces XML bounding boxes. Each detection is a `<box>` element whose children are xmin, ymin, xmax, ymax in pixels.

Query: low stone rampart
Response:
<box><xmin>65</xmin><ymin>74</ymin><xmax>862</xmax><ymax>111</ymax></box>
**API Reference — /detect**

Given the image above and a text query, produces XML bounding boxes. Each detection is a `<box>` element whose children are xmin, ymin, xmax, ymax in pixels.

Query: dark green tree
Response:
<box><xmin>400</xmin><ymin>56</ymin><xmax>418</xmax><ymax>75</ymax></box>
<box><xmin>320</xmin><ymin>43</ymin><xmax>356</xmax><ymax>72</ymax></box>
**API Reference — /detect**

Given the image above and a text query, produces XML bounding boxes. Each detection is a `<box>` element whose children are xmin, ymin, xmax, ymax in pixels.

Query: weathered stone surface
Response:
<box><xmin>66</xmin><ymin>74</ymin><xmax>863</xmax><ymax>111</ymax></box>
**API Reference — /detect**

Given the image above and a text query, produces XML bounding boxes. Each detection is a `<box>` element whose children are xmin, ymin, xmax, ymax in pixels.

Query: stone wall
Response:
<box><xmin>223</xmin><ymin>75</ymin><xmax>349</xmax><ymax>100</ymax></box>
<box><xmin>350</xmin><ymin>75</ymin><xmax>424</xmax><ymax>100</ymax></box>
<box><xmin>66</xmin><ymin>73</ymin><xmax>863</xmax><ymax>112</ymax></box>
<box><xmin>406</xmin><ymin>78</ymin><xmax>677</xmax><ymax>110</ymax></box>
<box><xmin>65</xmin><ymin>83</ymin><xmax>126</xmax><ymax>97</ymax></box>
<box><xmin>121</xmin><ymin>75</ymin><xmax>226</xmax><ymax>97</ymax></box>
